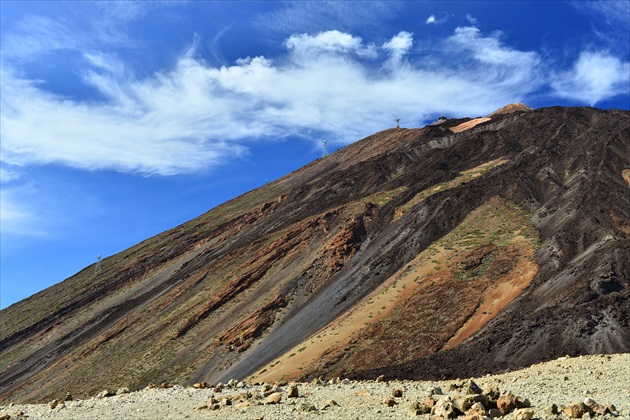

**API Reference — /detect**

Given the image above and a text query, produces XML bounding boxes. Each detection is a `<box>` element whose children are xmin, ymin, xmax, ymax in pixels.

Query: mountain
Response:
<box><xmin>1</xmin><ymin>105</ymin><xmax>628</xmax><ymax>403</ymax></box>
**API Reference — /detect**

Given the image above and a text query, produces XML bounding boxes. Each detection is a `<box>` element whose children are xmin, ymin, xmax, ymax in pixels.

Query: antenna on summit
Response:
<box><xmin>395</xmin><ymin>118</ymin><xmax>400</xmax><ymax>128</ymax></box>
<box><xmin>322</xmin><ymin>139</ymin><xmax>328</xmax><ymax>157</ymax></box>
<box><xmin>94</xmin><ymin>255</ymin><xmax>102</xmax><ymax>276</ymax></box>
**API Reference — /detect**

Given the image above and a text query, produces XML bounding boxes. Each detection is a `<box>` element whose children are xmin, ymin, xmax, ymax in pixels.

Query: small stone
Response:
<box><xmin>227</xmin><ymin>379</ymin><xmax>238</xmax><ymax>388</ymax></box>
<box><xmin>497</xmin><ymin>392</ymin><xmax>518</xmax><ymax>414</ymax></box>
<box><xmin>453</xmin><ymin>394</ymin><xmax>489</xmax><ymax>414</ymax></box>
<box><xmin>322</xmin><ymin>399</ymin><xmax>338</xmax><ymax>409</ymax></box>
<box><xmin>428</xmin><ymin>386</ymin><xmax>444</xmax><ymax>396</ymax></box>
<box><xmin>545</xmin><ymin>404</ymin><xmax>559</xmax><ymax>416</ymax></box>
<box><xmin>265</xmin><ymin>392</ymin><xmax>282</xmax><ymax>404</ymax></box>
<box><xmin>562</xmin><ymin>402</ymin><xmax>589</xmax><ymax>418</ymax></box>
<box><xmin>425</xmin><ymin>397</ymin><xmax>437</xmax><ymax>407</ymax></box>
<box><xmin>463</xmin><ymin>380</ymin><xmax>483</xmax><ymax>395</ymax></box>
<box><xmin>214</xmin><ymin>384</ymin><xmax>224</xmax><ymax>393</ymax></box>
<box><xmin>482</xmin><ymin>384</ymin><xmax>500</xmax><ymax>402</ymax></box>
<box><xmin>299</xmin><ymin>403</ymin><xmax>316</xmax><ymax>412</ymax></box>
<box><xmin>287</xmin><ymin>384</ymin><xmax>299</xmax><ymax>398</ymax></box>
<box><xmin>392</xmin><ymin>388</ymin><xmax>403</xmax><ymax>398</ymax></box>
<box><xmin>160</xmin><ymin>382</ymin><xmax>171</xmax><ymax>389</ymax></box>
<box><xmin>341</xmin><ymin>378</ymin><xmax>351</xmax><ymax>385</ymax></box>
<box><xmin>64</xmin><ymin>392</ymin><xmax>73</xmax><ymax>401</ymax></box>
<box><xmin>97</xmin><ymin>389</ymin><xmax>114</xmax><ymax>398</ymax></box>
<box><xmin>515</xmin><ymin>397</ymin><xmax>531</xmax><ymax>408</ymax></box>
<box><xmin>465</xmin><ymin>402</ymin><xmax>488</xmax><ymax>417</ymax></box>
<box><xmin>488</xmin><ymin>408</ymin><xmax>504</xmax><ymax>417</ymax></box>
<box><xmin>116</xmin><ymin>387</ymin><xmax>130</xmax><ymax>395</ymax></box>
<box><xmin>513</xmin><ymin>408</ymin><xmax>535</xmax><ymax>420</ymax></box>
<box><xmin>49</xmin><ymin>399</ymin><xmax>59</xmax><ymax>409</ymax></box>
<box><xmin>236</xmin><ymin>381</ymin><xmax>246</xmax><ymax>388</ymax></box>
<box><xmin>383</xmin><ymin>396</ymin><xmax>398</xmax><ymax>407</ymax></box>
<box><xmin>375</xmin><ymin>375</ymin><xmax>385</xmax><ymax>383</ymax></box>
<box><xmin>192</xmin><ymin>382</ymin><xmax>209</xmax><ymax>389</ymax></box>
<box><xmin>0</xmin><ymin>413</ymin><xmax>9</xmax><ymax>420</ymax></box>
<box><xmin>432</xmin><ymin>397</ymin><xmax>458</xmax><ymax>419</ymax></box>
<box><xmin>408</xmin><ymin>401</ymin><xmax>432</xmax><ymax>416</ymax></box>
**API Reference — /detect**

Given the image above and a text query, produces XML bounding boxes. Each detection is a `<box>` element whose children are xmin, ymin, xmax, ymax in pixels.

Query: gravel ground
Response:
<box><xmin>2</xmin><ymin>353</ymin><xmax>628</xmax><ymax>419</ymax></box>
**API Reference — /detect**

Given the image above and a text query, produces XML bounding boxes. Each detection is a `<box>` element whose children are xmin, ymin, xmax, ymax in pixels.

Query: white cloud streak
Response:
<box><xmin>551</xmin><ymin>51</ymin><xmax>630</xmax><ymax>105</ymax></box>
<box><xmin>1</xmin><ymin>28</ymin><xmax>548</xmax><ymax>180</ymax></box>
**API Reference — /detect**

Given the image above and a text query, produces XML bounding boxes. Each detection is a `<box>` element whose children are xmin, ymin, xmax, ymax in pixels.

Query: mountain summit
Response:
<box><xmin>1</xmin><ymin>105</ymin><xmax>628</xmax><ymax>403</ymax></box>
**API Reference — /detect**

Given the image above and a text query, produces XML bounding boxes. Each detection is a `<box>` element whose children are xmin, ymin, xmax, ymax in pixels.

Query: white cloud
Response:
<box><xmin>551</xmin><ymin>51</ymin><xmax>630</xmax><ymax>105</ymax></box>
<box><xmin>382</xmin><ymin>31</ymin><xmax>414</xmax><ymax>69</ymax></box>
<box><xmin>466</xmin><ymin>14</ymin><xmax>478</xmax><ymax>25</ymax></box>
<box><xmin>3</xmin><ymin>25</ymin><xmax>628</xmax><ymax>186</ymax></box>
<box><xmin>285</xmin><ymin>30</ymin><xmax>377</xmax><ymax>60</ymax></box>
<box><xmin>426</xmin><ymin>15</ymin><xmax>436</xmax><ymax>24</ymax></box>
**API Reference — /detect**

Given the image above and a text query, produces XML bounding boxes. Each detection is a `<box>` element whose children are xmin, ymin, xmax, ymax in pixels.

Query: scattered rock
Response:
<box><xmin>299</xmin><ymin>403</ymin><xmax>316</xmax><ymax>412</ymax></box>
<box><xmin>287</xmin><ymin>384</ymin><xmax>299</xmax><ymax>398</ymax></box>
<box><xmin>64</xmin><ymin>392</ymin><xmax>73</xmax><ymax>401</ymax></box>
<box><xmin>428</xmin><ymin>386</ymin><xmax>444</xmax><ymax>396</ymax></box>
<box><xmin>463</xmin><ymin>380</ymin><xmax>483</xmax><ymax>395</ymax></box>
<box><xmin>408</xmin><ymin>401</ymin><xmax>432</xmax><ymax>416</ymax></box>
<box><xmin>97</xmin><ymin>389</ymin><xmax>114</xmax><ymax>399</ymax></box>
<box><xmin>116</xmin><ymin>387</ymin><xmax>130</xmax><ymax>395</ymax></box>
<box><xmin>432</xmin><ymin>397</ymin><xmax>458</xmax><ymax>419</ymax></box>
<box><xmin>482</xmin><ymin>384</ymin><xmax>500</xmax><ymax>402</ymax></box>
<box><xmin>0</xmin><ymin>413</ymin><xmax>9</xmax><ymax>420</ymax></box>
<box><xmin>341</xmin><ymin>378</ymin><xmax>351</xmax><ymax>385</ymax></box>
<box><xmin>452</xmin><ymin>394</ymin><xmax>489</xmax><ymax>413</ymax></box>
<box><xmin>192</xmin><ymin>382</ymin><xmax>209</xmax><ymax>389</ymax></box>
<box><xmin>488</xmin><ymin>408</ymin><xmax>504</xmax><ymax>417</ymax></box>
<box><xmin>465</xmin><ymin>402</ymin><xmax>488</xmax><ymax>417</ymax></box>
<box><xmin>383</xmin><ymin>396</ymin><xmax>398</xmax><ymax>407</ymax></box>
<box><xmin>544</xmin><ymin>404</ymin><xmax>559</xmax><ymax>416</ymax></box>
<box><xmin>265</xmin><ymin>392</ymin><xmax>282</xmax><ymax>404</ymax></box>
<box><xmin>48</xmin><ymin>400</ymin><xmax>59</xmax><ymax>409</ymax></box>
<box><xmin>375</xmin><ymin>375</ymin><xmax>385</xmax><ymax>383</ymax></box>
<box><xmin>512</xmin><ymin>408</ymin><xmax>535</xmax><ymax>420</ymax></box>
<box><xmin>392</xmin><ymin>388</ymin><xmax>403</xmax><ymax>398</ymax></box>
<box><xmin>562</xmin><ymin>402</ymin><xmax>589</xmax><ymax>418</ymax></box>
<box><xmin>497</xmin><ymin>392</ymin><xmax>518</xmax><ymax>414</ymax></box>
<box><xmin>214</xmin><ymin>384</ymin><xmax>224</xmax><ymax>393</ymax></box>
<box><xmin>322</xmin><ymin>399</ymin><xmax>338</xmax><ymax>409</ymax></box>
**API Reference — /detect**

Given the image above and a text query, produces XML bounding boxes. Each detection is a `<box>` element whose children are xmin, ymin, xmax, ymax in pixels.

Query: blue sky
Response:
<box><xmin>1</xmin><ymin>1</ymin><xmax>629</xmax><ymax>309</ymax></box>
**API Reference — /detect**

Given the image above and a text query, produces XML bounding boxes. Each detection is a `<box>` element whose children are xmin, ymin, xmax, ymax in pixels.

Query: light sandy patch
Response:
<box><xmin>449</xmin><ymin>117</ymin><xmax>491</xmax><ymax>133</ymax></box>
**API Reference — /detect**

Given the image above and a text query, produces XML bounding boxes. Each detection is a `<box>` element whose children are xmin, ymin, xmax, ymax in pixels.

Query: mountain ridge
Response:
<box><xmin>1</xmin><ymin>105</ymin><xmax>628</xmax><ymax>403</ymax></box>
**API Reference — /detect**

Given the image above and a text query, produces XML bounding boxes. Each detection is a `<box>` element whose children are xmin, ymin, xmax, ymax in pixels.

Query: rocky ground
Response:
<box><xmin>1</xmin><ymin>353</ymin><xmax>628</xmax><ymax>419</ymax></box>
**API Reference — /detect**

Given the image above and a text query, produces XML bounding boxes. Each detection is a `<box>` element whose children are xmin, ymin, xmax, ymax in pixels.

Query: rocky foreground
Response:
<box><xmin>1</xmin><ymin>354</ymin><xmax>628</xmax><ymax>419</ymax></box>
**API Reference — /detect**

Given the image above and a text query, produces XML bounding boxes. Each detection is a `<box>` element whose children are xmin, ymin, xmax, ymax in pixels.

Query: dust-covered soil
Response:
<box><xmin>2</xmin><ymin>353</ymin><xmax>628</xmax><ymax>419</ymax></box>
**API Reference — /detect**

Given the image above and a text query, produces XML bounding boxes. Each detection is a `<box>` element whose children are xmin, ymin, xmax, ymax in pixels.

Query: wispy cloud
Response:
<box><xmin>2</xmin><ymin>22</ymin><xmax>629</xmax><ymax>187</ymax></box>
<box><xmin>425</xmin><ymin>12</ymin><xmax>449</xmax><ymax>25</ymax></box>
<box><xmin>551</xmin><ymin>51</ymin><xmax>630</xmax><ymax>105</ymax></box>
<box><xmin>1</xmin><ymin>27</ymin><xmax>551</xmax><ymax>181</ymax></box>
<box><xmin>0</xmin><ymin>185</ymin><xmax>45</xmax><ymax>236</ymax></box>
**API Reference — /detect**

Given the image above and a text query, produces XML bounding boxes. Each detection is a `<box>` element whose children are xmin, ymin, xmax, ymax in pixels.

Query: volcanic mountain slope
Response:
<box><xmin>1</xmin><ymin>106</ymin><xmax>628</xmax><ymax>403</ymax></box>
